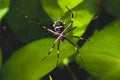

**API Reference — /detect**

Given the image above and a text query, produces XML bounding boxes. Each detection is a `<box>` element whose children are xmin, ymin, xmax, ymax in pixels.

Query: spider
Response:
<box><xmin>41</xmin><ymin>6</ymin><xmax>86</xmax><ymax>65</ymax></box>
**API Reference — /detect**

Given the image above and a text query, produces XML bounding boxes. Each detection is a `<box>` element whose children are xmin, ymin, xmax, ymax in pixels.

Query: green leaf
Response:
<box><xmin>1</xmin><ymin>38</ymin><xmax>76</xmax><ymax>80</ymax></box>
<box><xmin>41</xmin><ymin>0</ymin><xmax>83</xmax><ymax>20</ymax></box>
<box><xmin>64</xmin><ymin>0</ymin><xmax>99</xmax><ymax>36</ymax></box>
<box><xmin>76</xmin><ymin>19</ymin><xmax>120</xmax><ymax>80</ymax></box>
<box><xmin>49</xmin><ymin>75</ymin><xmax>53</xmax><ymax>80</ymax></box>
<box><xmin>0</xmin><ymin>0</ymin><xmax>9</xmax><ymax>21</ymax></box>
<box><xmin>5</xmin><ymin>0</ymin><xmax>98</xmax><ymax>42</ymax></box>
<box><xmin>57</xmin><ymin>0</ymin><xmax>83</xmax><ymax>12</ymax></box>
<box><xmin>41</xmin><ymin>0</ymin><xmax>98</xmax><ymax>36</ymax></box>
<box><xmin>5</xmin><ymin>0</ymin><xmax>48</xmax><ymax>42</ymax></box>
<box><xmin>104</xmin><ymin>0</ymin><xmax>120</xmax><ymax>18</ymax></box>
<box><xmin>0</xmin><ymin>48</ymin><xmax>2</xmax><ymax>69</ymax></box>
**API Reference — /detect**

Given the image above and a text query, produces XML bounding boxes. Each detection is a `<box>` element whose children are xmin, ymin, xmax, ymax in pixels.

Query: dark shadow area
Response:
<box><xmin>0</xmin><ymin>20</ymin><xmax>24</xmax><ymax>63</ymax></box>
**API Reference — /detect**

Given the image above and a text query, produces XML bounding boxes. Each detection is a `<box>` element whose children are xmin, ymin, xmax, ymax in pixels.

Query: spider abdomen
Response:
<box><xmin>53</xmin><ymin>20</ymin><xmax>65</xmax><ymax>33</ymax></box>
<box><xmin>55</xmin><ymin>26</ymin><xmax>64</xmax><ymax>33</ymax></box>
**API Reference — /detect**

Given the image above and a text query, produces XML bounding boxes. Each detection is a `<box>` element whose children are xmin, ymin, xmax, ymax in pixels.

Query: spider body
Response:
<box><xmin>53</xmin><ymin>20</ymin><xmax>65</xmax><ymax>41</ymax></box>
<box><xmin>42</xmin><ymin>6</ymin><xmax>84</xmax><ymax>65</ymax></box>
<box><xmin>53</xmin><ymin>20</ymin><xmax>65</xmax><ymax>33</ymax></box>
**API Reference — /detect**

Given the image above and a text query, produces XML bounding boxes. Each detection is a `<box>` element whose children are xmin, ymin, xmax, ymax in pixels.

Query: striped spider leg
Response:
<box><xmin>41</xmin><ymin>6</ymin><xmax>83</xmax><ymax>65</ymax></box>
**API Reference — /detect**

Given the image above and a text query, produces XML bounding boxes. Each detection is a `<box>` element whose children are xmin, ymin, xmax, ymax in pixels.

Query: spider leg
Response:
<box><xmin>41</xmin><ymin>41</ymin><xmax>56</xmax><ymax>61</ymax></box>
<box><xmin>65</xmin><ymin>27</ymin><xmax>77</xmax><ymax>34</ymax></box>
<box><xmin>43</xmin><ymin>26</ymin><xmax>59</xmax><ymax>36</ymax></box>
<box><xmin>41</xmin><ymin>32</ymin><xmax>62</xmax><ymax>61</ymax></box>
<box><xmin>56</xmin><ymin>40</ymin><xmax>60</xmax><ymax>66</ymax></box>
<box><xmin>65</xmin><ymin>37</ymin><xmax>83</xmax><ymax>62</ymax></box>
<box><xmin>61</xmin><ymin>6</ymin><xmax>74</xmax><ymax>34</ymax></box>
<box><xmin>65</xmin><ymin>6</ymin><xmax>74</xmax><ymax>22</ymax></box>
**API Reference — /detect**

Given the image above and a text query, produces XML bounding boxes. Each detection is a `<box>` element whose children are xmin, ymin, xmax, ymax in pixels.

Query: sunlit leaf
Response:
<box><xmin>57</xmin><ymin>0</ymin><xmax>83</xmax><ymax>12</ymax></box>
<box><xmin>49</xmin><ymin>75</ymin><xmax>53</xmax><ymax>80</ymax></box>
<box><xmin>0</xmin><ymin>0</ymin><xmax>9</xmax><ymax>21</ymax></box>
<box><xmin>1</xmin><ymin>38</ymin><xmax>77</xmax><ymax>80</ymax></box>
<box><xmin>41</xmin><ymin>0</ymin><xmax>98</xmax><ymax>37</ymax></box>
<box><xmin>76</xmin><ymin>19</ymin><xmax>120</xmax><ymax>80</ymax></box>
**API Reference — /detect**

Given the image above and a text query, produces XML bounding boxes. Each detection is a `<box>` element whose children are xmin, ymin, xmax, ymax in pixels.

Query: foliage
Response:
<box><xmin>0</xmin><ymin>0</ymin><xmax>9</xmax><ymax>21</ymax></box>
<box><xmin>76</xmin><ymin>20</ymin><xmax>120</xmax><ymax>80</ymax></box>
<box><xmin>0</xmin><ymin>0</ymin><xmax>120</xmax><ymax>80</ymax></box>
